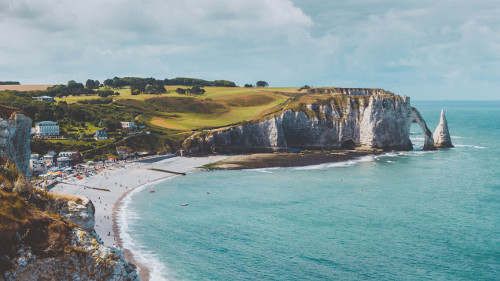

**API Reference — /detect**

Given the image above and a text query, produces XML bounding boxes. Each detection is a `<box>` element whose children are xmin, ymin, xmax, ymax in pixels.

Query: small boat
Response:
<box><xmin>150</xmin><ymin>190</ymin><xmax>155</xmax><ymax>193</ymax></box>
<box><xmin>181</xmin><ymin>203</ymin><xmax>188</xmax><ymax>207</ymax></box>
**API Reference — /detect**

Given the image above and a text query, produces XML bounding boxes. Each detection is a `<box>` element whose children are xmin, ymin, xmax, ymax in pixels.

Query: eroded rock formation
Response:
<box><xmin>410</xmin><ymin>107</ymin><xmax>436</xmax><ymax>150</ymax></box>
<box><xmin>183</xmin><ymin>93</ymin><xmax>439</xmax><ymax>154</ymax></box>
<box><xmin>3</xmin><ymin>194</ymin><xmax>140</xmax><ymax>280</ymax></box>
<box><xmin>0</xmin><ymin>105</ymin><xmax>32</xmax><ymax>175</ymax></box>
<box><xmin>433</xmin><ymin>108</ymin><xmax>453</xmax><ymax>148</ymax></box>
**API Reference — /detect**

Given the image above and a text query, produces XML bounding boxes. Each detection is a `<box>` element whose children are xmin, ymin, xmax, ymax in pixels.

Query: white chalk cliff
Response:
<box><xmin>183</xmin><ymin>93</ymin><xmax>438</xmax><ymax>154</ymax></box>
<box><xmin>433</xmin><ymin>108</ymin><xmax>453</xmax><ymax>148</ymax></box>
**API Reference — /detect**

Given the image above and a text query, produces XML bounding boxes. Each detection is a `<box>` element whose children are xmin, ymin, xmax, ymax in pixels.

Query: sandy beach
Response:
<box><xmin>50</xmin><ymin>155</ymin><xmax>227</xmax><ymax>280</ymax></box>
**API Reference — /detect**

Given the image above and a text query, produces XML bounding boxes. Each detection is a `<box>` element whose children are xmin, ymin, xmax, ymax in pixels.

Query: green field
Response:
<box><xmin>58</xmin><ymin>86</ymin><xmax>297</xmax><ymax>132</ymax></box>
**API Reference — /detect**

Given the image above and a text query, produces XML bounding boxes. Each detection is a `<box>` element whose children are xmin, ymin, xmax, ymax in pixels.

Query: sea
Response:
<box><xmin>119</xmin><ymin>100</ymin><xmax>500</xmax><ymax>281</ymax></box>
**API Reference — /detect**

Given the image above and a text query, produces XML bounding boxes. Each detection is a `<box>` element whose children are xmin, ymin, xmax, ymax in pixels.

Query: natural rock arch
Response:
<box><xmin>410</xmin><ymin>107</ymin><xmax>435</xmax><ymax>150</ymax></box>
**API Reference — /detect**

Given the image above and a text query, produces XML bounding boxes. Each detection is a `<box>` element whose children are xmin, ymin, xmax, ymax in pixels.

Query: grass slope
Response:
<box><xmin>60</xmin><ymin>86</ymin><xmax>294</xmax><ymax>132</ymax></box>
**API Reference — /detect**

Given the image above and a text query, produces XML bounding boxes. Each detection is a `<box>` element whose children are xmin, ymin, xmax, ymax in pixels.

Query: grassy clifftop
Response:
<box><xmin>1</xmin><ymin>86</ymin><xmax>400</xmax><ymax>156</ymax></box>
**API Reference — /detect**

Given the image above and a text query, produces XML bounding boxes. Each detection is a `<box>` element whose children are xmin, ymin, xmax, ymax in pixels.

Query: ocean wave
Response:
<box><xmin>451</xmin><ymin>136</ymin><xmax>462</xmax><ymax>139</ymax></box>
<box><xmin>247</xmin><ymin>167</ymin><xmax>281</xmax><ymax>173</ymax></box>
<box><xmin>118</xmin><ymin>178</ymin><xmax>179</xmax><ymax>281</ymax></box>
<box><xmin>294</xmin><ymin>155</ymin><xmax>377</xmax><ymax>170</ymax></box>
<box><xmin>454</xmin><ymin>144</ymin><xmax>486</xmax><ymax>149</ymax></box>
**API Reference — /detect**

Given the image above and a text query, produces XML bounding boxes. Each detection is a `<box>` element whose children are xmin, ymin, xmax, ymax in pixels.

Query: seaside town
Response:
<box><xmin>30</xmin><ymin>117</ymin><xmax>157</xmax><ymax>190</ymax></box>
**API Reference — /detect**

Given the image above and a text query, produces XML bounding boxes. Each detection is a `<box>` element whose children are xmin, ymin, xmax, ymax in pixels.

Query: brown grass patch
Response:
<box><xmin>226</xmin><ymin>95</ymin><xmax>275</xmax><ymax>107</ymax></box>
<box><xmin>0</xmin><ymin>85</ymin><xmax>53</xmax><ymax>91</ymax></box>
<box><xmin>46</xmin><ymin>193</ymin><xmax>83</xmax><ymax>204</ymax></box>
<box><xmin>0</xmin><ymin>189</ymin><xmax>75</xmax><ymax>273</ymax></box>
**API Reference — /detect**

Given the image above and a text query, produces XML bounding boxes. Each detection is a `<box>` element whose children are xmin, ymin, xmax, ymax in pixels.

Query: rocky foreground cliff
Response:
<box><xmin>0</xmin><ymin>157</ymin><xmax>139</xmax><ymax>280</ymax></box>
<box><xmin>183</xmin><ymin>90</ymin><xmax>437</xmax><ymax>154</ymax></box>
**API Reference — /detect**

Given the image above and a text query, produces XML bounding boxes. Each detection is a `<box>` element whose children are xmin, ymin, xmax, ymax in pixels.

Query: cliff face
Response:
<box><xmin>0</xmin><ymin>106</ymin><xmax>32</xmax><ymax>176</ymax></box>
<box><xmin>184</xmin><ymin>94</ymin><xmax>423</xmax><ymax>154</ymax></box>
<box><xmin>2</xmin><ymin>192</ymin><xmax>140</xmax><ymax>280</ymax></box>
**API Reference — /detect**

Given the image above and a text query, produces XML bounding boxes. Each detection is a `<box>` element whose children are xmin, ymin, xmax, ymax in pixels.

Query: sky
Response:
<box><xmin>1</xmin><ymin>0</ymin><xmax>500</xmax><ymax>100</ymax></box>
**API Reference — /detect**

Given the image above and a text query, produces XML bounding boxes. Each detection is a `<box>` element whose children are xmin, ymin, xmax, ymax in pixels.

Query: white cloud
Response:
<box><xmin>1</xmin><ymin>0</ymin><xmax>500</xmax><ymax>99</ymax></box>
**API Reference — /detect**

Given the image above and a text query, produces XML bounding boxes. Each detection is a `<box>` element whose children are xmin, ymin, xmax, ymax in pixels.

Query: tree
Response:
<box><xmin>244</xmin><ymin>84</ymin><xmax>254</xmax><ymax>88</ymax></box>
<box><xmin>85</xmin><ymin>79</ymin><xmax>99</xmax><ymax>90</ymax></box>
<box><xmin>299</xmin><ymin>85</ymin><xmax>311</xmax><ymax>91</ymax></box>
<box><xmin>103</xmin><ymin>79</ymin><xmax>114</xmax><ymax>87</ymax></box>
<box><xmin>256</xmin><ymin>81</ymin><xmax>269</xmax><ymax>87</ymax></box>
<box><xmin>188</xmin><ymin>86</ymin><xmax>205</xmax><ymax>95</ymax></box>
<box><xmin>67</xmin><ymin>80</ymin><xmax>84</xmax><ymax>90</ymax></box>
<box><xmin>175</xmin><ymin>88</ymin><xmax>187</xmax><ymax>95</ymax></box>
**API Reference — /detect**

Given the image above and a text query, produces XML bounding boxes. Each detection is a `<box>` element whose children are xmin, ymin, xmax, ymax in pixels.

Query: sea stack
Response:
<box><xmin>433</xmin><ymin>108</ymin><xmax>453</xmax><ymax>148</ymax></box>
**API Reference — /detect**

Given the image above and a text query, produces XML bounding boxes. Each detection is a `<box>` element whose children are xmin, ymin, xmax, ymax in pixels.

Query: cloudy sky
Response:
<box><xmin>1</xmin><ymin>0</ymin><xmax>499</xmax><ymax>100</ymax></box>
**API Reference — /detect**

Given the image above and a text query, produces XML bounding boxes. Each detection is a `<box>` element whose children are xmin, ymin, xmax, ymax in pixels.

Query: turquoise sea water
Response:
<box><xmin>122</xmin><ymin>101</ymin><xmax>500</xmax><ymax>280</ymax></box>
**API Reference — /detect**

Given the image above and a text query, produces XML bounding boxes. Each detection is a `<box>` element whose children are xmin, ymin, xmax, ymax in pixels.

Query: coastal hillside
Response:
<box><xmin>0</xmin><ymin>82</ymin><xmax>295</xmax><ymax>160</ymax></box>
<box><xmin>182</xmin><ymin>91</ymin><xmax>436</xmax><ymax>154</ymax></box>
<box><xmin>0</xmin><ymin>80</ymin><xmax>431</xmax><ymax>160</ymax></box>
<box><xmin>0</xmin><ymin>156</ymin><xmax>139</xmax><ymax>280</ymax></box>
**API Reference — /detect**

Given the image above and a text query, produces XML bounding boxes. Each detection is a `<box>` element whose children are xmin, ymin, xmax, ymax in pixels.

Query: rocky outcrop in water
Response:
<box><xmin>183</xmin><ymin>93</ymin><xmax>438</xmax><ymax>154</ymax></box>
<box><xmin>0</xmin><ymin>105</ymin><xmax>32</xmax><ymax>176</ymax></box>
<box><xmin>433</xmin><ymin>109</ymin><xmax>453</xmax><ymax>148</ymax></box>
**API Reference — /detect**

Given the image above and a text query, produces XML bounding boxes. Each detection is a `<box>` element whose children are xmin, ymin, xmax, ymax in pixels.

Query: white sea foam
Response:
<box><xmin>248</xmin><ymin>167</ymin><xmax>281</xmax><ymax>173</ymax></box>
<box><xmin>454</xmin><ymin>144</ymin><xmax>486</xmax><ymax>149</ymax></box>
<box><xmin>293</xmin><ymin>155</ymin><xmax>377</xmax><ymax>170</ymax></box>
<box><xmin>118</xmin><ymin>177</ymin><xmax>179</xmax><ymax>281</ymax></box>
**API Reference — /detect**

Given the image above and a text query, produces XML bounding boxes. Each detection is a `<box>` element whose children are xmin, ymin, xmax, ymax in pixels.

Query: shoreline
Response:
<box><xmin>112</xmin><ymin>180</ymin><xmax>152</xmax><ymax>281</ymax></box>
<box><xmin>49</xmin><ymin>155</ymin><xmax>228</xmax><ymax>281</ymax></box>
<box><xmin>49</xmin><ymin>151</ymin><xmax>383</xmax><ymax>280</ymax></box>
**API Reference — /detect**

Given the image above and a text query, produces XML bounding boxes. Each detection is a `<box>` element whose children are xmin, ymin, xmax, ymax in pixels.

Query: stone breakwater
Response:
<box><xmin>0</xmin><ymin>106</ymin><xmax>32</xmax><ymax>175</ymax></box>
<box><xmin>183</xmin><ymin>94</ymin><xmax>439</xmax><ymax>154</ymax></box>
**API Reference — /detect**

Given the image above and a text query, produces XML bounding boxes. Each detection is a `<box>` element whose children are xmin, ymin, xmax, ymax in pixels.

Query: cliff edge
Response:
<box><xmin>0</xmin><ymin>157</ymin><xmax>140</xmax><ymax>280</ymax></box>
<box><xmin>183</xmin><ymin>91</ymin><xmax>436</xmax><ymax>154</ymax></box>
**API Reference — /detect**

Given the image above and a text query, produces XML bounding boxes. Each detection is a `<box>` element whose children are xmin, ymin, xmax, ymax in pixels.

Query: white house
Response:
<box><xmin>121</xmin><ymin>122</ymin><xmax>136</xmax><ymax>130</ymax></box>
<box><xmin>35</xmin><ymin>121</ymin><xmax>59</xmax><ymax>137</ymax></box>
<box><xmin>58</xmin><ymin>151</ymin><xmax>73</xmax><ymax>157</ymax></box>
<box><xmin>56</xmin><ymin>156</ymin><xmax>71</xmax><ymax>166</ymax></box>
<box><xmin>32</xmin><ymin>96</ymin><xmax>55</xmax><ymax>102</ymax></box>
<box><xmin>94</xmin><ymin>129</ymin><xmax>108</xmax><ymax>140</ymax></box>
<box><xmin>29</xmin><ymin>158</ymin><xmax>47</xmax><ymax>174</ymax></box>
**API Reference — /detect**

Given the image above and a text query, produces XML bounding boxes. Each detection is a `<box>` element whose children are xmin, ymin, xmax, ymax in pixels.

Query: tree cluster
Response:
<box><xmin>0</xmin><ymin>81</ymin><xmax>20</xmax><ymax>85</ymax></box>
<box><xmin>256</xmin><ymin>81</ymin><xmax>269</xmax><ymax>87</ymax></box>
<box><xmin>85</xmin><ymin>79</ymin><xmax>100</xmax><ymax>90</ymax></box>
<box><xmin>175</xmin><ymin>86</ymin><xmax>206</xmax><ymax>96</ymax></box>
<box><xmin>164</xmin><ymin>77</ymin><xmax>236</xmax><ymax>87</ymax></box>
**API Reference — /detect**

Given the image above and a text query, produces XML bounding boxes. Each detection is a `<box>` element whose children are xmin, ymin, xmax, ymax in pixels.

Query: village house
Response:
<box><xmin>121</xmin><ymin>121</ymin><xmax>136</xmax><ymax>130</ymax></box>
<box><xmin>94</xmin><ymin>129</ymin><xmax>108</xmax><ymax>140</ymax></box>
<box><xmin>116</xmin><ymin>146</ymin><xmax>134</xmax><ymax>158</ymax></box>
<box><xmin>34</xmin><ymin>121</ymin><xmax>59</xmax><ymax>137</ymax></box>
<box><xmin>32</xmin><ymin>96</ymin><xmax>55</xmax><ymax>102</ymax></box>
